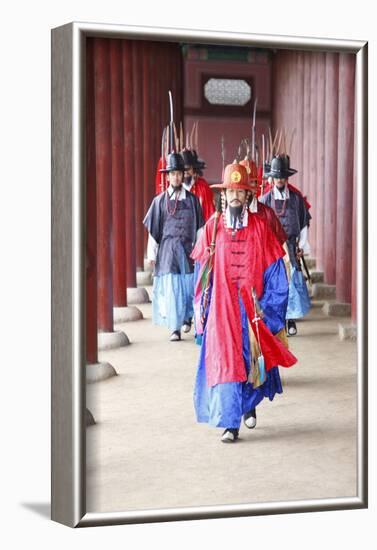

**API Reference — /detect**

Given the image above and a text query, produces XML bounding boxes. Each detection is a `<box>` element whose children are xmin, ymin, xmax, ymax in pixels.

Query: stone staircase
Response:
<box><xmin>305</xmin><ymin>257</ymin><xmax>355</xmax><ymax>341</ymax></box>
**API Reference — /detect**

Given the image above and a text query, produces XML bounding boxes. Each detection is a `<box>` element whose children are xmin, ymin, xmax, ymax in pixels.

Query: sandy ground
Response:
<box><xmin>86</xmin><ymin>290</ymin><xmax>357</xmax><ymax>513</ymax></box>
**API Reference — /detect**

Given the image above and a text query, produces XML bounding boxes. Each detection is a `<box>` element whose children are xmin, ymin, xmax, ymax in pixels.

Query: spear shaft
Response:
<box><xmin>251</xmin><ymin>97</ymin><xmax>258</xmax><ymax>161</ymax></box>
<box><xmin>168</xmin><ymin>90</ymin><xmax>174</xmax><ymax>152</ymax></box>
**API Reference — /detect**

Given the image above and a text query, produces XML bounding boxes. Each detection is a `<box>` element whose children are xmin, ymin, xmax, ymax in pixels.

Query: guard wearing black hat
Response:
<box><xmin>143</xmin><ymin>150</ymin><xmax>205</xmax><ymax>342</ymax></box>
<box><xmin>179</xmin><ymin>147</ymin><xmax>215</xmax><ymax>222</ymax></box>
<box><xmin>260</xmin><ymin>155</ymin><xmax>311</xmax><ymax>336</ymax></box>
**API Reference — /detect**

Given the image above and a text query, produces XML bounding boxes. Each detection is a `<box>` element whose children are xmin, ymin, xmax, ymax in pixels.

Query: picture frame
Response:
<box><xmin>51</xmin><ymin>21</ymin><xmax>368</xmax><ymax>528</ymax></box>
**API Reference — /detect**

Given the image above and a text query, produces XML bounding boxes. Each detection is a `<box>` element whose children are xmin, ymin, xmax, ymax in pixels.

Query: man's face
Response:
<box><xmin>167</xmin><ymin>170</ymin><xmax>183</xmax><ymax>188</ymax></box>
<box><xmin>225</xmin><ymin>188</ymin><xmax>247</xmax><ymax>206</ymax></box>
<box><xmin>273</xmin><ymin>177</ymin><xmax>287</xmax><ymax>190</ymax></box>
<box><xmin>184</xmin><ymin>165</ymin><xmax>195</xmax><ymax>184</ymax></box>
<box><xmin>249</xmin><ymin>180</ymin><xmax>258</xmax><ymax>196</ymax></box>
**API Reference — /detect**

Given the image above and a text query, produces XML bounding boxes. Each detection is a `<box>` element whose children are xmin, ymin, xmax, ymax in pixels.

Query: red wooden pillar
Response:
<box><xmin>302</xmin><ymin>53</ymin><xmax>311</xmax><ymax>198</ymax></box>
<box><xmin>110</xmin><ymin>40</ymin><xmax>127</xmax><ymax>307</ymax></box>
<box><xmin>132</xmin><ymin>42</ymin><xmax>144</xmax><ymax>270</ymax></box>
<box><xmin>308</xmin><ymin>53</ymin><xmax>318</xmax><ymax>257</ymax></box>
<box><xmin>123</xmin><ymin>40</ymin><xmax>137</xmax><ymax>288</ymax></box>
<box><xmin>289</xmin><ymin>52</ymin><xmax>297</xmax><ymax>173</ymax></box>
<box><xmin>86</xmin><ymin>38</ymin><xmax>98</xmax><ymax>364</ymax></box>
<box><xmin>142</xmin><ymin>42</ymin><xmax>152</xmax><ymax>255</ymax></box>
<box><xmin>271</xmin><ymin>51</ymin><xmax>283</xmax><ymax>145</ymax></box>
<box><xmin>335</xmin><ymin>53</ymin><xmax>355</xmax><ymax>303</ymax></box>
<box><xmin>296</xmin><ymin>52</ymin><xmax>305</xmax><ymax>186</ymax></box>
<box><xmin>280</xmin><ymin>53</ymin><xmax>287</xmax><ymax>150</ymax></box>
<box><xmin>315</xmin><ymin>53</ymin><xmax>326</xmax><ymax>271</ymax></box>
<box><xmin>151</xmin><ymin>42</ymin><xmax>159</xmax><ymax>199</ymax></box>
<box><xmin>323</xmin><ymin>53</ymin><xmax>339</xmax><ymax>284</ymax></box>
<box><xmin>351</xmin><ymin>157</ymin><xmax>357</xmax><ymax>321</ymax></box>
<box><xmin>94</xmin><ymin>38</ymin><xmax>114</xmax><ymax>332</ymax></box>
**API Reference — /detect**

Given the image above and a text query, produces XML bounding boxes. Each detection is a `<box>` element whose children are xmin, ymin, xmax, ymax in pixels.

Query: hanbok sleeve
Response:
<box><xmin>259</xmin><ymin>258</ymin><xmax>289</xmax><ymax>335</ymax></box>
<box><xmin>143</xmin><ymin>195</ymin><xmax>162</xmax><ymax>243</ymax></box>
<box><xmin>298</xmin><ymin>194</ymin><xmax>312</xmax><ymax>230</ymax></box>
<box><xmin>147</xmin><ymin>234</ymin><xmax>159</xmax><ymax>262</ymax></box>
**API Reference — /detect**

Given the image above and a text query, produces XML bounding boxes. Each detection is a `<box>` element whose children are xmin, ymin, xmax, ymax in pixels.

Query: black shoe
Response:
<box><xmin>221</xmin><ymin>428</ymin><xmax>239</xmax><ymax>443</ymax></box>
<box><xmin>287</xmin><ymin>320</ymin><xmax>297</xmax><ymax>336</ymax></box>
<box><xmin>170</xmin><ymin>330</ymin><xmax>181</xmax><ymax>341</ymax></box>
<box><xmin>243</xmin><ymin>408</ymin><xmax>257</xmax><ymax>429</ymax></box>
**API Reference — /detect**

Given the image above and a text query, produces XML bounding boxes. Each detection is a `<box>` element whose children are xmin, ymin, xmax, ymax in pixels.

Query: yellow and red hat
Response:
<box><xmin>212</xmin><ymin>163</ymin><xmax>252</xmax><ymax>190</ymax></box>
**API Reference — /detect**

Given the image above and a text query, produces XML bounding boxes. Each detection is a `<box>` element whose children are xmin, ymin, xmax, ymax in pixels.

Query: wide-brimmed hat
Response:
<box><xmin>239</xmin><ymin>157</ymin><xmax>258</xmax><ymax>183</ymax></box>
<box><xmin>264</xmin><ymin>155</ymin><xmax>297</xmax><ymax>178</ymax></box>
<box><xmin>180</xmin><ymin>148</ymin><xmax>196</xmax><ymax>169</ymax></box>
<box><xmin>159</xmin><ymin>152</ymin><xmax>185</xmax><ymax>173</ymax></box>
<box><xmin>192</xmin><ymin>149</ymin><xmax>206</xmax><ymax>171</ymax></box>
<box><xmin>180</xmin><ymin>148</ymin><xmax>206</xmax><ymax>173</ymax></box>
<box><xmin>211</xmin><ymin>163</ymin><xmax>251</xmax><ymax>190</ymax></box>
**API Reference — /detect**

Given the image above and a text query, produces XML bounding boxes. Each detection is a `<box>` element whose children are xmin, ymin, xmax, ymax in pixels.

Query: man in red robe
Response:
<box><xmin>192</xmin><ymin>163</ymin><xmax>296</xmax><ymax>443</ymax></box>
<box><xmin>180</xmin><ymin>148</ymin><xmax>215</xmax><ymax>222</ymax></box>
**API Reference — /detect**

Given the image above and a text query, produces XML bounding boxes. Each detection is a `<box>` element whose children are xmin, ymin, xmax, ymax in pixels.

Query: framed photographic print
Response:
<box><xmin>51</xmin><ymin>21</ymin><xmax>368</xmax><ymax>528</ymax></box>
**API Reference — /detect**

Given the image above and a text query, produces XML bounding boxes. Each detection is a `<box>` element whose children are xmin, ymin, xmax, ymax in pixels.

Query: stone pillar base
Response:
<box><xmin>136</xmin><ymin>270</ymin><xmax>153</xmax><ymax>286</ymax></box>
<box><xmin>98</xmin><ymin>330</ymin><xmax>130</xmax><ymax>351</ymax></box>
<box><xmin>127</xmin><ymin>287</ymin><xmax>150</xmax><ymax>305</ymax></box>
<box><xmin>86</xmin><ymin>362</ymin><xmax>118</xmax><ymax>383</ymax></box>
<box><xmin>323</xmin><ymin>302</ymin><xmax>351</xmax><ymax>317</ymax></box>
<box><xmin>114</xmin><ymin>306</ymin><xmax>143</xmax><ymax>323</ymax></box>
<box><xmin>338</xmin><ymin>323</ymin><xmax>357</xmax><ymax>341</ymax></box>
<box><xmin>86</xmin><ymin>408</ymin><xmax>95</xmax><ymax>426</ymax></box>
<box><xmin>311</xmin><ymin>283</ymin><xmax>336</xmax><ymax>300</ymax></box>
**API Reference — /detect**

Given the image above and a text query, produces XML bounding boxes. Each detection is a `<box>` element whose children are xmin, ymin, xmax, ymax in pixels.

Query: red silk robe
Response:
<box><xmin>155</xmin><ymin>157</ymin><xmax>167</xmax><ymax>194</ymax></box>
<box><xmin>191</xmin><ymin>214</ymin><xmax>286</xmax><ymax>387</ymax></box>
<box><xmin>188</xmin><ymin>177</ymin><xmax>215</xmax><ymax>222</ymax></box>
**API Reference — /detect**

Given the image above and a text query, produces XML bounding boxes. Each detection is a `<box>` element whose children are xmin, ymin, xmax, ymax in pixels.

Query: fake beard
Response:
<box><xmin>228</xmin><ymin>204</ymin><xmax>244</xmax><ymax>229</ymax></box>
<box><xmin>171</xmin><ymin>182</ymin><xmax>183</xmax><ymax>191</ymax></box>
<box><xmin>276</xmin><ymin>182</ymin><xmax>286</xmax><ymax>191</ymax></box>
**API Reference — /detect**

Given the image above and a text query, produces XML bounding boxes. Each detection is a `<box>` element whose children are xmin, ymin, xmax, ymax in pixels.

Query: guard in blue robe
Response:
<box><xmin>260</xmin><ymin>155</ymin><xmax>311</xmax><ymax>336</ymax></box>
<box><xmin>143</xmin><ymin>152</ymin><xmax>205</xmax><ymax>341</ymax></box>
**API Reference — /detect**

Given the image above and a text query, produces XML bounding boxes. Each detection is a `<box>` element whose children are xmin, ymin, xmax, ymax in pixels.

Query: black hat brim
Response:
<box><xmin>159</xmin><ymin>168</ymin><xmax>184</xmax><ymax>173</ymax></box>
<box><xmin>265</xmin><ymin>168</ymin><xmax>297</xmax><ymax>178</ymax></box>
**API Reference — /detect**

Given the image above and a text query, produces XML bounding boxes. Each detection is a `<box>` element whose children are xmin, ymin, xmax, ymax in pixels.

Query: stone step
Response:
<box><xmin>323</xmin><ymin>302</ymin><xmax>351</xmax><ymax>317</ymax></box>
<box><xmin>310</xmin><ymin>271</ymin><xmax>324</xmax><ymax>284</ymax></box>
<box><xmin>311</xmin><ymin>283</ymin><xmax>336</xmax><ymax>300</ymax></box>
<box><xmin>305</xmin><ymin>257</ymin><xmax>316</xmax><ymax>269</ymax></box>
<box><xmin>137</xmin><ymin>271</ymin><xmax>153</xmax><ymax>286</ymax></box>
<box><xmin>338</xmin><ymin>323</ymin><xmax>357</xmax><ymax>341</ymax></box>
<box><xmin>310</xmin><ymin>300</ymin><xmax>327</xmax><ymax>309</ymax></box>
